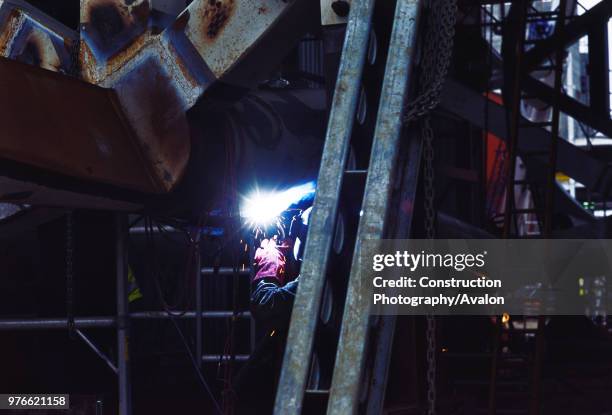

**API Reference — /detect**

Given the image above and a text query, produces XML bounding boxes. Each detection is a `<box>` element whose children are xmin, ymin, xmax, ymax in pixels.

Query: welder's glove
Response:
<box><xmin>253</xmin><ymin>238</ymin><xmax>287</xmax><ymax>286</ymax></box>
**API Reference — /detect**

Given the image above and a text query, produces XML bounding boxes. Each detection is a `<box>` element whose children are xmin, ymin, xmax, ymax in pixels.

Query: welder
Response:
<box><xmin>251</xmin><ymin>237</ymin><xmax>299</xmax><ymax>329</ymax></box>
<box><xmin>233</xmin><ymin>210</ymin><xmax>309</xmax><ymax>415</ymax></box>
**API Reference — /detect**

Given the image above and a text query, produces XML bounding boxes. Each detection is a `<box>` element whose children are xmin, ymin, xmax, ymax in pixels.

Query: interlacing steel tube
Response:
<box><xmin>273</xmin><ymin>0</ymin><xmax>376</xmax><ymax>413</ymax></box>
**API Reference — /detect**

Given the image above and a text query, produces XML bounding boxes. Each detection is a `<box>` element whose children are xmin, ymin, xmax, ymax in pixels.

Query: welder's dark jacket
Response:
<box><xmin>233</xmin><ymin>272</ymin><xmax>299</xmax><ymax>414</ymax></box>
<box><xmin>251</xmin><ymin>277</ymin><xmax>299</xmax><ymax>330</ymax></box>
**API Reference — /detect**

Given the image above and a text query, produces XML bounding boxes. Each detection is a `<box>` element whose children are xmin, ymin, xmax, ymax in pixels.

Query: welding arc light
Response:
<box><xmin>241</xmin><ymin>182</ymin><xmax>315</xmax><ymax>226</ymax></box>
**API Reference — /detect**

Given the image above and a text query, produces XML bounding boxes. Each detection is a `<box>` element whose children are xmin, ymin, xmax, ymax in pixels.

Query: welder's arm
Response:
<box><xmin>250</xmin><ymin>277</ymin><xmax>299</xmax><ymax>326</ymax></box>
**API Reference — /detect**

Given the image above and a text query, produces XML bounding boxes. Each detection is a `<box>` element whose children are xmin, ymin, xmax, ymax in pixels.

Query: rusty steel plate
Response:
<box><xmin>181</xmin><ymin>0</ymin><xmax>289</xmax><ymax>78</ymax></box>
<box><xmin>80</xmin><ymin>0</ymin><xmax>151</xmax><ymax>83</ymax></box>
<box><xmin>0</xmin><ymin>57</ymin><xmax>163</xmax><ymax>194</ymax></box>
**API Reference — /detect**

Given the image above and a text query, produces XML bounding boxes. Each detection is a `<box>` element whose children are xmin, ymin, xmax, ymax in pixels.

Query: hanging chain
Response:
<box><xmin>404</xmin><ymin>0</ymin><xmax>458</xmax><ymax>123</ymax></box>
<box><xmin>66</xmin><ymin>212</ymin><xmax>75</xmax><ymax>338</ymax></box>
<box><xmin>423</xmin><ymin>115</ymin><xmax>437</xmax><ymax>415</ymax></box>
<box><xmin>426</xmin><ymin>313</ymin><xmax>437</xmax><ymax>415</ymax></box>
<box><xmin>409</xmin><ymin>2</ymin><xmax>457</xmax><ymax>413</ymax></box>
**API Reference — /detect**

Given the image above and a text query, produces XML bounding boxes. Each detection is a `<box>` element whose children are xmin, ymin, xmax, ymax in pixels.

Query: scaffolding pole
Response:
<box><xmin>116</xmin><ymin>214</ymin><xmax>132</xmax><ymax>415</ymax></box>
<box><xmin>195</xmin><ymin>233</ymin><xmax>203</xmax><ymax>370</ymax></box>
<box><xmin>0</xmin><ymin>312</ymin><xmax>251</xmax><ymax>330</ymax></box>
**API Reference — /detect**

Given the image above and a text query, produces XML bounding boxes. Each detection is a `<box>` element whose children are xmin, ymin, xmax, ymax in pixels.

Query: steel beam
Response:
<box><xmin>0</xmin><ymin>57</ymin><xmax>162</xmax><ymax>195</ymax></box>
<box><xmin>274</xmin><ymin>0</ymin><xmax>375</xmax><ymax>413</ymax></box>
<box><xmin>440</xmin><ymin>80</ymin><xmax>612</xmax><ymax>196</ymax></box>
<box><xmin>587</xmin><ymin>24</ymin><xmax>610</xmax><ymax>119</ymax></box>
<box><xmin>523</xmin><ymin>0</ymin><xmax>612</xmax><ymax>72</ymax></box>
<box><xmin>77</xmin><ymin>0</ymin><xmax>318</xmax><ymax>191</ymax></box>
<box><xmin>522</xmin><ymin>75</ymin><xmax>612</xmax><ymax>138</ymax></box>
<box><xmin>1</xmin><ymin>0</ymin><xmax>318</xmax><ymax>194</ymax></box>
<box><xmin>326</xmin><ymin>0</ymin><xmax>422</xmax><ymax>413</ymax></box>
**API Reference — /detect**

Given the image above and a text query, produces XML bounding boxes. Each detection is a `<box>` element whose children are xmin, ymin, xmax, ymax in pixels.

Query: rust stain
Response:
<box><xmin>87</xmin><ymin>1</ymin><xmax>129</xmax><ymax>50</ymax></box>
<box><xmin>104</xmin><ymin>31</ymin><xmax>148</xmax><ymax>78</ymax></box>
<box><xmin>202</xmin><ymin>0</ymin><xmax>235</xmax><ymax>40</ymax></box>
<box><xmin>79</xmin><ymin>40</ymin><xmax>98</xmax><ymax>82</ymax></box>
<box><xmin>163</xmin><ymin>37</ymin><xmax>199</xmax><ymax>88</ymax></box>
<box><xmin>0</xmin><ymin>10</ymin><xmax>23</xmax><ymax>56</ymax></box>
<box><xmin>83</xmin><ymin>0</ymin><xmax>136</xmax><ymax>22</ymax></box>
<box><xmin>83</xmin><ymin>0</ymin><xmax>149</xmax><ymax>52</ymax></box>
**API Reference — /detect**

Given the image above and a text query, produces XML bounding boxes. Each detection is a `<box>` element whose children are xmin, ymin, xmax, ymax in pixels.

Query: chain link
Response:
<box><xmin>66</xmin><ymin>212</ymin><xmax>75</xmax><ymax>338</ymax></box>
<box><xmin>422</xmin><ymin>116</ymin><xmax>436</xmax><ymax>240</ymax></box>
<box><xmin>404</xmin><ymin>0</ymin><xmax>457</xmax><ymax>123</ymax></box>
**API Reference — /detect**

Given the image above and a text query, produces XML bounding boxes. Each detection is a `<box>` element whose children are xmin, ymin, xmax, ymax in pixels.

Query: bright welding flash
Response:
<box><xmin>240</xmin><ymin>182</ymin><xmax>315</xmax><ymax>227</ymax></box>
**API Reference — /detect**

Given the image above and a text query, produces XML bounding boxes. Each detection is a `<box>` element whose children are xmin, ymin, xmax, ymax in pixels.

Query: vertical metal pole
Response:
<box><xmin>503</xmin><ymin>0</ymin><xmax>528</xmax><ymax>238</ymax></box>
<box><xmin>116</xmin><ymin>214</ymin><xmax>132</xmax><ymax>415</ymax></box>
<box><xmin>247</xmin><ymin>237</ymin><xmax>256</xmax><ymax>353</ymax></box>
<box><xmin>195</xmin><ymin>232</ymin><xmax>203</xmax><ymax>369</ymax></box>
<box><xmin>588</xmin><ymin>23</ymin><xmax>610</xmax><ymax>120</ymax></box>
<box><xmin>95</xmin><ymin>397</ymin><xmax>103</xmax><ymax>415</ymax></box>
<box><xmin>327</xmin><ymin>0</ymin><xmax>422</xmax><ymax>412</ymax></box>
<box><xmin>543</xmin><ymin>0</ymin><xmax>567</xmax><ymax>237</ymax></box>
<box><xmin>488</xmin><ymin>317</ymin><xmax>502</xmax><ymax>415</ymax></box>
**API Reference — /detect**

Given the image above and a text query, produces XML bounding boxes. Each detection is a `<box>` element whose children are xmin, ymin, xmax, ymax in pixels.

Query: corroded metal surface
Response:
<box><xmin>180</xmin><ymin>0</ymin><xmax>286</xmax><ymax>78</ymax></box>
<box><xmin>0</xmin><ymin>57</ymin><xmax>161</xmax><ymax>194</ymax></box>
<box><xmin>0</xmin><ymin>0</ymin><xmax>316</xmax><ymax>195</ymax></box>
<box><xmin>80</xmin><ymin>0</ymin><xmax>151</xmax><ymax>83</ymax></box>
<box><xmin>273</xmin><ymin>0</ymin><xmax>375</xmax><ymax>413</ymax></box>
<box><xmin>98</xmin><ymin>35</ymin><xmax>201</xmax><ymax>190</ymax></box>
<box><xmin>78</xmin><ymin>0</ymin><xmax>316</xmax><ymax>190</ymax></box>
<box><xmin>0</xmin><ymin>0</ymin><xmax>77</xmax><ymax>73</ymax></box>
<box><xmin>326</xmin><ymin>0</ymin><xmax>422</xmax><ymax>413</ymax></box>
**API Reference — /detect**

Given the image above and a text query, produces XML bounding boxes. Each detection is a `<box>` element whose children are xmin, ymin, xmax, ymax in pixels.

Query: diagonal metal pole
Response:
<box><xmin>76</xmin><ymin>329</ymin><xmax>118</xmax><ymax>374</ymax></box>
<box><xmin>273</xmin><ymin>0</ymin><xmax>376</xmax><ymax>413</ymax></box>
<box><xmin>327</xmin><ymin>0</ymin><xmax>423</xmax><ymax>413</ymax></box>
<box><xmin>366</xmin><ymin>129</ymin><xmax>425</xmax><ymax>415</ymax></box>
